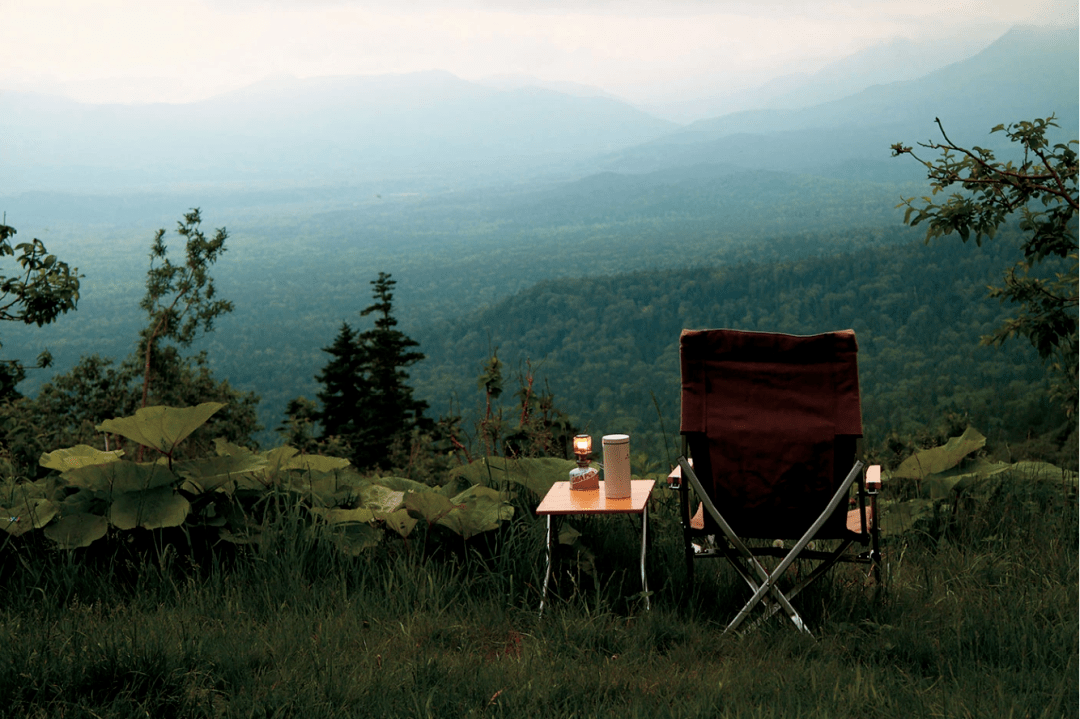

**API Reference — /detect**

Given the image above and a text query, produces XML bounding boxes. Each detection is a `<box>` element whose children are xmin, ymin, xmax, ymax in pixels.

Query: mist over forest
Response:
<box><xmin>1</xmin><ymin>22</ymin><xmax>1076</xmax><ymax>466</ymax></box>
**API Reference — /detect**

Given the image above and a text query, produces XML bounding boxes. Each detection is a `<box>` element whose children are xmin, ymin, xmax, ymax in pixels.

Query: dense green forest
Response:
<box><xmin>0</xmin><ymin>165</ymin><xmax>929</xmax><ymax>443</ymax></box>
<box><xmin>412</xmin><ymin>223</ymin><xmax>1075</xmax><ymax>470</ymax></box>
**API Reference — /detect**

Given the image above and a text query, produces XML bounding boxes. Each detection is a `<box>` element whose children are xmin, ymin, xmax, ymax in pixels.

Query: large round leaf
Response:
<box><xmin>175</xmin><ymin>453</ymin><xmax>268</xmax><ymax>493</ymax></box>
<box><xmin>309</xmin><ymin>507</ymin><xmax>376</xmax><ymax>525</ymax></box>
<box><xmin>357</xmin><ymin>483</ymin><xmax>406</xmax><ymax>514</ymax></box>
<box><xmin>1</xmin><ymin>498</ymin><xmax>58</xmax><ymax>536</ymax></box>
<box><xmin>44</xmin><ymin>513</ymin><xmax>109</xmax><ymax>549</ymax></box>
<box><xmin>283</xmin><ymin>454</ymin><xmax>351</xmax><ymax>473</ymax></box>
<box><xmin>109</xmin><ymin>486</ymin><xmax>191</xmax><ymax>530</ymax></box>
<box><xmin>96</xmin><ymin>403</ymin><xmax>224</xmax><ymax>454</ymax></box>
<box><xmin>448</xmin><ymin>456</ymin><xmax>576</xmax><ymax>499</ymax></box>
<box><xmin>39</xmin><ymin>445</ymin><xmax>124</xmax><ymax>471</ymax></box>
<box><xmin>892</xmin><ymin>427</ymin><xmax>986</xmax><ymax>480</ymax></box>
<box><xmin>377</xmin><ymin>508</ymin><xmax>418</xmax><ymax>538</ymax></box>
<box><xmin>63</xmin><ymin>461</ymin><xmax>177</xmax><ymax>495</ymax></box>
<box><xmin>325</xmin><ymin>522</ymin><xmax>383</xmax><ymax>555</ymax></box>
<box><xmin>404</xmin><ymin>492</ymin><xmax>460</xmax><ymax>525</ymax></box>
<box><xmin>437</xmin><ymin>485</ymin><xmax>515</xmax><ymax>539</ymax></box>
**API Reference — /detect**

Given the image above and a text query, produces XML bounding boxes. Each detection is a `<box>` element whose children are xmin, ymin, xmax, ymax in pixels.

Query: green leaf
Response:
<box><xmin>44</xmin><ymin>513</ymin><xmax>109</xmax><ymax>549</ymax></box>
<box><xmin>309</xmin><ymin>506</ymin><xmax>376</xmax><ymax>525</ymax></box>
<box><xmin>377</xmin><ymin>508</ymin><xmax>418</xmax><ymax>538</ymax></box>
<box><xmin>1008</xmin><ymin>461</ymin><xmax>1079</xmax><ymax>484</ymax></box>
<box><xmin>447</xmin><ymin>456</ymin><xmax>577</xmax><ymax>499</ymax></box>
<box><xmin>282</xmin><ymin>454</ymin><xmax>351</xmax><ymax>473</ymax></box>
<box><xmin>437</xmin><ymin>485</ymin><xmax>515</xmax><ymax>539</ymax></box>
<box><xmin>1</xmin><ymin>498</ymin><xmax>58</xmax><ymax>536</ymax></box>
<box><xmin>922</xmin><ymin>457</ymin><xmax>1013</xmax><ymax>499</ymax></box>
<box><xmin>404</xmin><ymin>491</ymin><xmax>460</xmax><ymax>524</ymax></box>
<box><xmin>39</xmin><ymin>445</ymin><xmax>124</xmax><ymax>471</ymax></box>
<box><xmin>174</xmin><ymin>453</ymin><xmax>268</xmax><ymax>493</ymax></box>
<box><xmin>892</xmin><ymin>427</ymin><xmax>986</xmax><ymax>480</ymax></box>
<box><xmin>96</xmin><ymin>403</ymin><xmax>224</xmax><ymax>454</ymax></box>
<box><xmin>558</xmin><ymin>523</ymin><xmax>581</xmax><ymax>545</ymax></box>
<box><xmin>358</xmin><ymin>483</ymin><xmax>406</xmax><ymax>514</ymax></box>
<box><xmin>879</xmin><ymin>499</ymin><xmax>935</xmax><ymax>536</ymax></box>
<box><xmin>63</xmin><ymin>461</ymin><xmax>177</xmax><ymax>495</ymax></box>
<box><xmin>324</xmin><ymin>522</ymin><xmax>383</xmax><ymax>555</ymax></box>
<box><xmin>108</xmin><ymin>486</ymin><xmax>191</xmax><ymax>530</ymax></box>
<box><xmin>372</xmin><ymin>476</ymin><xmax>432</xmax><ymax>493</ymax></box>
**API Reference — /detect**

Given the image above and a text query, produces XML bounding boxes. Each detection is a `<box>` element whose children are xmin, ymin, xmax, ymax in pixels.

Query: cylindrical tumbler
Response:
<box><xmin>602</xmin><ymin>434</ymin><xmax>631</xmax><ymax>499</ymax></box>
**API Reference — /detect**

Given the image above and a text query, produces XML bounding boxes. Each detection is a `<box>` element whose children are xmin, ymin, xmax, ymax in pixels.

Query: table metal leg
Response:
<box><xmin>641</xmin><ymin>504</ymin><xmax>650</xmax><ymax>610</ymax></box>
<box><xmin>540</xmin><ymin>514</ymin><xmax>554</xmax><ymax>617</ymax></box>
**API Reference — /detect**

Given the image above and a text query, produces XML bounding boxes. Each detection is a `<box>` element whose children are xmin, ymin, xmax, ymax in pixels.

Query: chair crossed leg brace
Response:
<box><xmin>679</xmin><ymin>457</ymin><xmax>865</xmax><ymax>637</ymax></box>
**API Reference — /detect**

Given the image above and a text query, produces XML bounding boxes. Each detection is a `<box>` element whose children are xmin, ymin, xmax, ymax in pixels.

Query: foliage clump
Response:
<box><xmin>893</xmin><ymin>115</ymin><xmax>1078</xmax><ymax>412</ymax></box>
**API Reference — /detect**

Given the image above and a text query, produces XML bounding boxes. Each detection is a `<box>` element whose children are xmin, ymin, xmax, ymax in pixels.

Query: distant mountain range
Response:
<box><xmin>1</xmin><ymin>24</ymin><xmax>1075</xmax><ymax>200</ymax></box>
<box><xmin>600</xmin><ymin>25</ymin><xmax>1078</xmax><ymax>177</ymax></box>
<box><xmin>0</xmin><ymin>70</ymin><xmax>676</xmax><ymax>194</ymax></box>
<box><xmin>640</xmin><ymin>27</ymin><xmax>1007</xmax><ymax>122</ymax></box>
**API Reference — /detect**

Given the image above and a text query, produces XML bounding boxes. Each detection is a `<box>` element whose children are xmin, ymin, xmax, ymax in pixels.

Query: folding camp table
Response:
<box><xmin>536</xmin><ymin>479</ymin><xmax>656</xmax><ymax>616</ymax></box>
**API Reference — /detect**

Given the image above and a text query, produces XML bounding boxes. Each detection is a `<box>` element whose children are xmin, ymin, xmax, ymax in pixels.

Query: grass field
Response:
<box><xmin>1</xmin><ymin>469</ymin><xmax>1076</xmax><ymax>718</ymax></box>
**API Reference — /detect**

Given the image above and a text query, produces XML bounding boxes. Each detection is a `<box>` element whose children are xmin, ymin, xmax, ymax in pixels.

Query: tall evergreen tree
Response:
<box><xmin>315</xmin><ymin>322</ymin><xmax>365</xmax><ymax>441</ymax></box>
<box><xmin>352</xmin><ymin>272</ymin><xmax>431</xmax><ymax>468</ymax></box>
<box><xmin>308</xmin><ymin>273</ymin><xmax>431</xmax><ymax>469</ymax></box>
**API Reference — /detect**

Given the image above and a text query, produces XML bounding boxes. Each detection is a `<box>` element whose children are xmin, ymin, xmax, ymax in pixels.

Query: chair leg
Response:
<box><xmin>871</xmin><ymin>493</ymin><xmax>883</xmax><ymax>587</ymax></box>
<box><xmin>678</xmin><ymin>463</ymin><xmax>695</xmax><ymax>601</ymax></box>
<box><xmin>722</xmin><ymin>460</ymin><xmax>864</xmax><ymax>635</ymax></box>
<box><xmin>680</xmin><ymin>459</ymin><xmax>810</xmax><ymax>634</ymax></box>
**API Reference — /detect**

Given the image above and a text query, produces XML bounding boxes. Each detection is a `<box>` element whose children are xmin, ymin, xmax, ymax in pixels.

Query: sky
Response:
<box><xmin>0</xmin><ymin>0</ymin><xmax>1074</xmax><ymax>110</ymax></box>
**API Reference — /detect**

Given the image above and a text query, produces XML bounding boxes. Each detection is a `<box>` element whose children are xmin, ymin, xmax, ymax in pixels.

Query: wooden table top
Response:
<box><xmin>536</xmin><ymin>479</ymin><xmax>656</xmax><ymax>516</ymax></box>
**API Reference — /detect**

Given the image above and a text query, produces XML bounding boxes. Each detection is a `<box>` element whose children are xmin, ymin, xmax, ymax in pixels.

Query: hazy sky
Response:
<box><xmin>0</xmin><ymin>0</ymin><xmax>1074</xmax><ymax>107</ymax></box>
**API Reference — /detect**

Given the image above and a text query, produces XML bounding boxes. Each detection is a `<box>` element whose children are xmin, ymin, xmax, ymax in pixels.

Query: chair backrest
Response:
<box><xmin>680</xmin><ymin>328</ymin><xmax>863</xmax><ymax>539</ymax></box>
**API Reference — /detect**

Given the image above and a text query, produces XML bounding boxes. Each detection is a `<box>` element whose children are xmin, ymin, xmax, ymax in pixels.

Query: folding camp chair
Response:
<box><xmin>669</xmin><ymin>328</ymin><xmax>882</xmax><ymax>636</ymax></box>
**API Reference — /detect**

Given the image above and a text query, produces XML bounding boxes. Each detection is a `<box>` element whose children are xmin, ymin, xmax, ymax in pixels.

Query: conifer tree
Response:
<box><xmin>315</xmin><ymin>322</ymin><xmax>365</xmax><ymax>441</ymax></box>
<box><xmin>352</xmin><ymin>272</ymin><xmax>431</xmax><ymax>468</ymax></box>
<box><xmin>309</xmin><ymin>273</ymin><xmax>431</xmax><ymax>469</ymax></box>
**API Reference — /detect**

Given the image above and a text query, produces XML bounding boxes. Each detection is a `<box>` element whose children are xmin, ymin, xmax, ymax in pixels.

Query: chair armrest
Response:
<box><xmin>866</xmin><ymin>465</ymin><xmax>882</xmax><ymax>494</ymax></box>
<box><xmin>667</xmin><ymin>458</ymin><xmax>692</xmax><ymax>490</ymax></box>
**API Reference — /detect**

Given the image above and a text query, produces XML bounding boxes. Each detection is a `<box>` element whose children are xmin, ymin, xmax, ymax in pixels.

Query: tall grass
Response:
<box><xmin>0</xmin><ymin>467</ymin><xmax>1075</xmax><ymax>718</ymax></box>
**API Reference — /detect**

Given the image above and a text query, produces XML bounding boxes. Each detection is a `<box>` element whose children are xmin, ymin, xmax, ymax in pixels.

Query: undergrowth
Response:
<box><xmin>0</xmin><ymin>466</ymin><xmax>1075</xmax><ymax>718</ymax></box>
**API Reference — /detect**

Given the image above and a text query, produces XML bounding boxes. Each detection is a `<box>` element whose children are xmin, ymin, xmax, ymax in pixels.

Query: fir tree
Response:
<box><xmin>352</xmin><ymin>272</ymin><xmax>431</xmax><ymax>468</ymax></box>
<box><xmin>309</xmin><ymin>273</ymin><xmax>431</xmax><ymax>469</ymax></box>
<box><xmin>315</xmin><ymin>322</ymin><xmax>365</xmax><ymax>441</ymax></box>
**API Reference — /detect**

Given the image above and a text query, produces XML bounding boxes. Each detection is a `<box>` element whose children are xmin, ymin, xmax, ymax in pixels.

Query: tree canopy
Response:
<box><xmin>892</xmin><ymin>116</ymin><xmax>1078</xmax><ymax>410</ymax></box>
<box><xmin>0</xmin><ymin>222</ymin><xmax>81</xmax><ymax>400</ymax></box>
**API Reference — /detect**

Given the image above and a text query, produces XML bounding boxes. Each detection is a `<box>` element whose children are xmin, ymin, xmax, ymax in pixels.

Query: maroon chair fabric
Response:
<box><xmin>680</xmin><ymin>329</ymin><xmax>864</xmax><ymax>539</ymax></box>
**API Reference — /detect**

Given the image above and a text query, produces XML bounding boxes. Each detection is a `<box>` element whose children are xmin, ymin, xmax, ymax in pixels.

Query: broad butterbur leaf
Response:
<box><xmin>437</xmin><ymin>485</ymin><xmax>514</xmax><ymax>539</ymax></box>
<box><xmin>448</xmin><ymin>456</ymin><xmax>576</xmax><ymax>499</ymax></box>
<box><xmin>325</xmin><ymin>522</ymin><xmax>382</xmax><ymax>555</ymax></box>
<box><xmin>377</xmin><ymin>508</ymin><xmax>418</xmax><ymax>538</ymax></box>
<box><xmin>1</xmin><ymin>498</ymin><xmax>58</xmax><ymax>536</ymax></box>
<box><xmin>404</xmin><ymin>491</ymin><xmax>460</xmax><ymax>524</ymax></box>
<box><xmin>39</xmin><ymin>445</ymin><xmax>123</xmax><ymax>471</ymax></box>
<box><xmin>283</xmin><ymin>454</ymin><xmax>351</xmax><ymax>473</ymax></box>
<box><xmin>175</xmin><ymin>453</ymin><xmax>268</xmax><ymax>493</ymax></box>
<box><xmin>63</xmin><ymin>461</ymin><xmax>177</xmax><ymax>495</ymax></box>
<box><xmin>893</xmin><ymin>427</ymin><xmax>986</xmax><ymax>480</ymax></box>
<box><xmin>879</xmin><ymin>498</ymin><xmax>934</xmax><ymax>536</ymax></box>
<box><xmin>357</xmin><ymin>483</ymin><xmax>406</xmax><ymax>514</ymax></box>
<box><xmin>109</xmin><ymin>486</ymin><xmax>191</xmax><ymax>530</ymax></box>
<box><xmin>44</xmin><ymin>513</ymin><xmax>109</xmax><ymax>549</ymax></box>
<box><xmin>373</xmin><ymin>476</ymin><xmax>431</xmax><ymax>493</ymax></box>
<box><xmin>96</xmin><ymin>403</ymin><xmax>224</xmax><ymax>454</ymax></box>
<box><xmin>921</xmin><ymin>457</ymin><xmax>1012</xmax><ymax>499</ymax></box>
<box><xmin>310</xmin><ymin>506</ymin><xmax>376</xmax><ymax>525</ymax></box>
